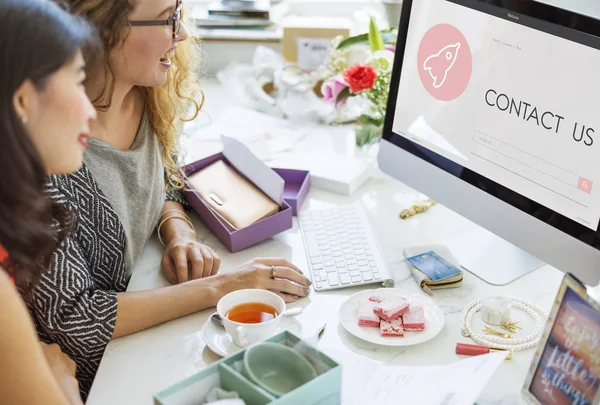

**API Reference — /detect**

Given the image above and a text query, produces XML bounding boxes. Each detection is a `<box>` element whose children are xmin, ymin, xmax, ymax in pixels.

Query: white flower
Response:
<box><xmin>370</xmin><ymin>50</ymin><xmax>395</xmax><ymax>71</ymax></box>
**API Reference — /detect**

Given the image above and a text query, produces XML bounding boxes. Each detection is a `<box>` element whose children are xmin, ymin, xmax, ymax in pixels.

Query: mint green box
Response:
<box><xmin>154</xmin><ymin>331</ymin><xmax>341</xmax><ymax>405</ymax></box>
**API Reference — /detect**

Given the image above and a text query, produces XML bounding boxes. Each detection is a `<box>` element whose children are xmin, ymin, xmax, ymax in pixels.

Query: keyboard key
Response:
<box><xmin>337</xmin><ymin>267</ymin><xmax>348</xmax><ymax>273</ymax></box>
<box><xmin>312</xmin><ymin>263</ymin><xmax>324</xmax><ymax>270</ymax></box>
<box><xmin>348</xmin><ymin>264</ymin><xmax>358</xmax><ymax>271</ymax></box>
<box><xmin>350</xmin><ymin>270</ymin><xmax>360</xmax><ymax>277</ymax></box>
<box><xmin>328</xmin><ymin>273</ymin><xmax>339</xmax><ymax>286</ymax></box>
<box><xmin>351</xmin><ymin>276</ymin><xmax>362</xmax><ymax>283</ymax></box>
<box><xmin>340</xmin><ymin>274</ymin><xmax>351</xmax><ymax>284</ymax></box>
<box><xmin>324</xmin><ymin>260</ymin><xmax>334</xmax><ymax>267</ymax></box>
<box><xmin>373</xmin><ymin>272</ymin><xmax>381</xmax><ymax>280</ymax></box>
<box><xmin>326</xmin><ymin>266</ymin><xmax>336</xmax><ymax>273</ymax></box>
<box><xmin>305</xmin><ymin>234</ymin><xmax>321</xmax><ymax>257</ymax></box>
<box><xmin>310</xmin><ymin>257</ymin><xmax>322</xmax><ymax>264</ymax></box>
<box><xmin>362</xmin><ymin>273</ymin><xmax>373</xmax><ymax>281</ymax></box>
<box><xmin>316</xmin><ymin>282</ymin><xmax>323</xmax><ymax>289</ymax></box>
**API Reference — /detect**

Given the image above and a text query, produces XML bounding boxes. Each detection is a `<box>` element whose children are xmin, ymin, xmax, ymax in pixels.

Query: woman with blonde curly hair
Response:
<box><xmin>25</xmin><ymin>0</ymin><xmax>311</xmax><ymax>399</ymax></box>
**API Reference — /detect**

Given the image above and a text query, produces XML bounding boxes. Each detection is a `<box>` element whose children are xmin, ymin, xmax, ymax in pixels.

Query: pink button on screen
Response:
<box><xmin>578</xmin><ymin>177</ymin><xmax>593</xmax><ymax>193</ymax></box>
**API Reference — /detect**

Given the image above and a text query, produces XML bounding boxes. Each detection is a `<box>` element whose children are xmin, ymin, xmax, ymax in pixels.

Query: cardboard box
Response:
<box><xmin>269</xmin><ymin>153</ymin><xmax>371</xmax><ymax>196</ymax></box>
<box><xmin>281</xmin><ymin>16</ymin><xmax>352</xmax><ymax>69</ymax></box>
<box><xmin>154</xmin><ymin>331</ymin><xmax>341</xmax><ymax>405</ymax></box>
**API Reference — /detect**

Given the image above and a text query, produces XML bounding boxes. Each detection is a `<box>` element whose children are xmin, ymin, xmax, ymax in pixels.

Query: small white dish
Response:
<box><xmin>339</xmin><ymin>288</ymin><xmax>445</xmax><ymax>347</ymax></box>
<box><xmin>202</xmin><ymin>312</ymin><xmax>303</xmax><ymax>357</ymax></box>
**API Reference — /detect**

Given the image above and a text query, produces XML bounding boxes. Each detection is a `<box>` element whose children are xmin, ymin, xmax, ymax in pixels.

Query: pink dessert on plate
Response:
<box><xmin>380</xmin><ymin>318</ymin><xmax>404</xmax><ymax>337</ymax></box>
<box><xmin>357</xmin><ymin>300</ymin><xmax>380</xmax><ymax>327</ymax></box>
<box><xmin>402</xmin><ymin>305</ymin><xmax>426</xmax><ymax>331</ymax></box>
<box><xmin>373</xmin><ymin>298</ymin><xmax>410</xmax><ymax>322</ymax></box>
<box><xmin>368</xmin><ymin>295</ymin><xmax>384</xmax><ymax>303</ymax></box>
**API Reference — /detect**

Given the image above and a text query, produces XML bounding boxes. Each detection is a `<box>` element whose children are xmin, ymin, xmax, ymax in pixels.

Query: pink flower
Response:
<box><xmin>385</xmin><ymin>44</ymin><xmax>396</xmax><ymax>52</ymax></box>
<box><xmin>321</xmin><ymin>76</ymin><xmax>349</xmax><ymax>107</ymax></box>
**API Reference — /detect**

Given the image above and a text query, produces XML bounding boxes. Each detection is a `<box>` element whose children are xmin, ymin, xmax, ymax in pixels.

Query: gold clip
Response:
<box><xmin>483</xmin><ymin>326</ymin><xmax>512</xmax><ymax>339</ymax></box>
<box><xmin>210</xmin><ymin>193</ymin><xmax>224</xmax><ymax>206</ymax></box>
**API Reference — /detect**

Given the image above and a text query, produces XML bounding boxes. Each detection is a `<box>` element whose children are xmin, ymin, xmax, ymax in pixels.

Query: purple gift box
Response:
<box><xmin>184</xmin><ymin>152</ymin><xmax>310</xmax><ymax>253</ymax></box>
<box><xmin>272</xmin><ymin>168</ymin><xmax>311</xmax><ymax>216</ymax></box>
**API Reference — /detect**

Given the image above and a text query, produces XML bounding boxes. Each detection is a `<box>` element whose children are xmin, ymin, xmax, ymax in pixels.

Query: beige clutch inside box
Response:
<box><xmin>187</xmin><ymin>160</ymin><xmax>280</xmax><ymax>230</ymax></box>
<box><xmin>403</xmin><ymin>244</ymin><xmax>464</xmax><ymax>295</ymax></box>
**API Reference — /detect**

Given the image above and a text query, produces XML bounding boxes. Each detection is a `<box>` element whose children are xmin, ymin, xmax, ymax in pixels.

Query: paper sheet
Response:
<box><xmin>187</xmin><ymin>106</ymin><xmax>308</xmax><ymax>160</ymax></box>
<box><xmin>354</xmin><ymin>351</ymin><xmax>509</xmax><ymax>405</ymax></box>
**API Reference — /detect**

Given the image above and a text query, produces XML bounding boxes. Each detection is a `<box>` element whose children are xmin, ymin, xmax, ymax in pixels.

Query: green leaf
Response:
<box><xmin>336</xmin><ymin>87</ymin><xmax>355</xmax><ymax>104</ymax></box>
<box><xmin>337</xmin><ymin>31</ymin><xmax>397</xmax><ymax>50</ymax></box>
<box><xmin>359</xmin><ymin>114</ymin><xmax>385</xmax><ymax>127</ymax></box>
<box><xmin>368</xmin><ymin>17</ymin><xmax>385</xmax><ymax>52</ymax></box>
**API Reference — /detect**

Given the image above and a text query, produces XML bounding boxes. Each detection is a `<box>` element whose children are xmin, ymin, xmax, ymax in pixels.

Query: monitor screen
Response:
<box><xmin>384</xmin><ymin>0</ymin><xmax>600</xmax><ymax>247</ymax></box>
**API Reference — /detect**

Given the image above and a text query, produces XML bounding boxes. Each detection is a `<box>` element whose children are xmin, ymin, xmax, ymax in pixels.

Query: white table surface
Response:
<box><xmin>86</xmin><ymin>79</ymin><xmax>570</xmax><ymax>405</ymax></box>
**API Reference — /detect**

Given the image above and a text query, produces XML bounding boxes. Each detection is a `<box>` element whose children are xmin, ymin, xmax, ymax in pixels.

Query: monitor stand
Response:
<box><xmin>444</xmin><ymin>227</ymin><xmax>545</xmax><ymax>286</ymax></box>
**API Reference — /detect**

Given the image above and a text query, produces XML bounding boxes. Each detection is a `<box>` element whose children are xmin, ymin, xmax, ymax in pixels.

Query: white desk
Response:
<box><xmin>86</xmin><ymin>80</ymin><xmax>566</xmax><ymax>405</ymax></box>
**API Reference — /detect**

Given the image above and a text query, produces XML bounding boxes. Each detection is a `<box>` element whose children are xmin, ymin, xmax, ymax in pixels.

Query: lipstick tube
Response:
<box><xmin>455</xmin><ymin>343</ymin><xmax>513</xmax><ymax>360</ymax></box>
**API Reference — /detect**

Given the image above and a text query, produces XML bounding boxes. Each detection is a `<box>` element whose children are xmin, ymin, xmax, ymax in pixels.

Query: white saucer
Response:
<box><xmin>201</xmin><ymin>313</ymin><xmax>303</xmax><ymax>357</ymax></box>
<box><xmin>339</xmin><ymin>288</ymin><xmax>445</xmax><ymax>347</ymax></box>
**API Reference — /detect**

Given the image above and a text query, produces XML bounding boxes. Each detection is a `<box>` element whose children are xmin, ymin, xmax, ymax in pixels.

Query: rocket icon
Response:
<box><xmin>423</xmin><ymin>42</ymin><xmax>461</xmax><ymax>88</ymax></box>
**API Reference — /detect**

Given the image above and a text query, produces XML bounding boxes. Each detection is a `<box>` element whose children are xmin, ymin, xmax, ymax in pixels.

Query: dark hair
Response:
<box><xmin>0</xmin><ymin>0</ymin><xmax>98</xmax><ymax>288</ymax></box>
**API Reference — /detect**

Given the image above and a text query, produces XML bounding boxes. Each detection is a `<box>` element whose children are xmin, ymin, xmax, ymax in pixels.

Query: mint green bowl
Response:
<box><xmin>243</xmin><ymin>342</ymin><xmax>318</xmax><ymax>397</ymax></box>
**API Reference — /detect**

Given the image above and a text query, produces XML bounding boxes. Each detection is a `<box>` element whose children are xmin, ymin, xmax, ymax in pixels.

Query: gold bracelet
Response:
<box><xmin>159</xmin><ymin>209</ymin><xmax>187</xmax><ymax>222</ymax></box>
<box><xmin>157</xmin><ymin>214</ymin><xmax>195</xmax><ymax>246</ymax></box>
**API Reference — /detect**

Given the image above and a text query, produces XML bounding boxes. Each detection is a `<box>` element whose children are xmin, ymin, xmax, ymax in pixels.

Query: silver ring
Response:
<box><xmin>271</xmin><ymin>265</ymin><xmax>276</xmax><ymax>279</ymax></box>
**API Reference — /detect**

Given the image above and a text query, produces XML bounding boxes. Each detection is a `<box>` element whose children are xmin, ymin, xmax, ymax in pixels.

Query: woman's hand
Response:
<box><xmin>221</xmin><ymin>258</ymin><xmax>312</xmax><ymax>303</ymax></box>
<box><xmin>39</xmin><ymin>342</ymin><xmax>82</xmax><ymax>405</ymax></box>
<box><xmin>162</xmin><ymin>234</ymin><xmax>221</xmax><ymax>284</ymax></box>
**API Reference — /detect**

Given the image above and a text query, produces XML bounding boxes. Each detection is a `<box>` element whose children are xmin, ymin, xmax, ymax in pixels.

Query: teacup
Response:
<box><xmin>217</xmin><ymin>289</ymin><xmax>285</xmax><ymax>347</ymax></box>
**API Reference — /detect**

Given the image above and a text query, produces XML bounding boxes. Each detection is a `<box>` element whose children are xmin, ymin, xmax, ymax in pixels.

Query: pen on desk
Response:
<box><xmin>455</xmin><ymin>343</ymin><xmax>513</xmax><ymax>360</ymax></box>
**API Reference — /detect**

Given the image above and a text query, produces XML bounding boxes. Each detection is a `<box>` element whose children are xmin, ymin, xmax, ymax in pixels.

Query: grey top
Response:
<box><xmin>85</xmin><ymin>112</ymin><xmax>165</xmax><ymax>275</ymax></box>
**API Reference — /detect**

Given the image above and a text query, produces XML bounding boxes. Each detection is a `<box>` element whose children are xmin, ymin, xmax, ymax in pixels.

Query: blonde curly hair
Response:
<box><xmin>56</xmin><ymin>0</ymin><xmax>203</xmax><ymax>191</ymax></box>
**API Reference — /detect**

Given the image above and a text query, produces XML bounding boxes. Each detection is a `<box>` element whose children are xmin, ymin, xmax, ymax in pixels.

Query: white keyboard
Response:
<box><xmin>299</xmin><ymin>203</ymin><xmax>393</xmax><ymax>291</ymax></box>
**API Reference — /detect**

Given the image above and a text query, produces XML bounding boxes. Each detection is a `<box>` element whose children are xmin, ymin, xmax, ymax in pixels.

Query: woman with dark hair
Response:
<box><xmin>0</xmin><ymin>0</ymin><xmax>97</xmax><ymax>403</ymax></box>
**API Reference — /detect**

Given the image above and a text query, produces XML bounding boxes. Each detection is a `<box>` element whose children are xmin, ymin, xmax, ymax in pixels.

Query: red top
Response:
<box><xmin>0</xmin><ymin>245</ymin><xmax>14</xmax><ymax>286</ymax></box>
<box><xmin>0</xmin><ymin>245</ymin><xmax>7</xmax><ymax>262</ymax></box>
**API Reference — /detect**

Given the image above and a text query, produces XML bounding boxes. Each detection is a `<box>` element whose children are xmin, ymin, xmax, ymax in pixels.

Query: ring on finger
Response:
<box><xmin>271</xmin><ymin>265</ymin><xmax>276</xmax><ymax>279</ymax></box>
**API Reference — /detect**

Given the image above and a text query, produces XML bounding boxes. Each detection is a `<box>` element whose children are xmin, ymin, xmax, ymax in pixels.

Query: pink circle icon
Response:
<box><xmin>417</xmin><ymin>24</ymin><xmax>472</xmax><ymax>101</ymax></box>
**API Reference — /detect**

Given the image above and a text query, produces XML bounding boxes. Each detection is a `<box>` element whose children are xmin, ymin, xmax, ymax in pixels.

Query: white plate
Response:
<box><xmin>201</xmin><ymin>313</ymin><xmax>303</xmax><ymax>357</ymax></box>
<box><xmin>339</xmin><ymin>288</ymin><xmax>445</xmax><ymax>347</ymax></box>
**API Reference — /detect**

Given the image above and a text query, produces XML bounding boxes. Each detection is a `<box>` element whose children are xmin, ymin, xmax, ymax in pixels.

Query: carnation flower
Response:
<box><xmin>344</xmin><ymin>64</ymin><xmax>378</xmax><ymax>94</ymax></box>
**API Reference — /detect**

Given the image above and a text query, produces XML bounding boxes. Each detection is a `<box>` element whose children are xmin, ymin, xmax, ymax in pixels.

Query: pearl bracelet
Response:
<box><xmin>460</xmin><ymin>297</ymin><xmax>549</xmax><ymax>351</ymax></box>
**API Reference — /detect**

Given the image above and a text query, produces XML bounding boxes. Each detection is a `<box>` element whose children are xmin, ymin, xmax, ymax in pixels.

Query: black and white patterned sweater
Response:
<box><xmin>24</xmin><ymin>163</ymin><xmax>185</xmax><ymax>400</ymax></box>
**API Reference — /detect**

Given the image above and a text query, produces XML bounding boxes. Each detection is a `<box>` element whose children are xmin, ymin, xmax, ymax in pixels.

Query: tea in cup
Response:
<box><xmin>217</xmin><ymin>289</ymin><xmax>285</xmax><ymax>347</ymax></box>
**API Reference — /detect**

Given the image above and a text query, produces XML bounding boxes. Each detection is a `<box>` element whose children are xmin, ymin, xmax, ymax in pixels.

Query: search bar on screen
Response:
<box><xmin>471</xmin><ymin>130</ymin><xmax>592</xmax><ymax>205</ymax></box>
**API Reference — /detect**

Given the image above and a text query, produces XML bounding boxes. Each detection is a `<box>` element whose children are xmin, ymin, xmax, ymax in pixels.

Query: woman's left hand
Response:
<box><xmin>161</xmin><ymin>235</ymin><xmax>221</xmax><ymax>284</ymax></box>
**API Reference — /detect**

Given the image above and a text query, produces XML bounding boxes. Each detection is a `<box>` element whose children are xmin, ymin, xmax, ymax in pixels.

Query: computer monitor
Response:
<box><xmin>378</xmin><ymin>0</ymin><xmax>600</xmax><ymax>286</ymax></box>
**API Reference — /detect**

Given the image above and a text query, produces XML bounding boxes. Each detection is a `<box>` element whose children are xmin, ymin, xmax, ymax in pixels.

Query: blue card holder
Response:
<box><xmin>403</xmin><ymin>245</ymin><xmax>464</xmax><ymax>295</ymax></box>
